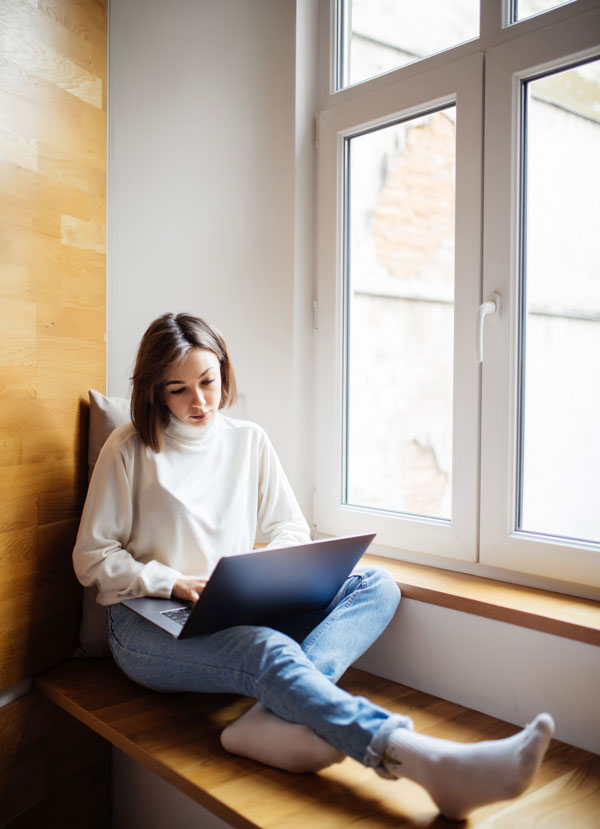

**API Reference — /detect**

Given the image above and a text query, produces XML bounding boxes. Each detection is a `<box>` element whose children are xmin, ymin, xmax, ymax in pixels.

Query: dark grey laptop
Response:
<box><xmin>121</xmin><ymin>533</ymin><xmax>375</xmax><ymax>638</ymax></box>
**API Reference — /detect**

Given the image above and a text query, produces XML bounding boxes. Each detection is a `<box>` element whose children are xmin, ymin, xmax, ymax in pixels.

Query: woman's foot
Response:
<box><xmin>383</xmin><ymin>713</ymin><xmax>555</xmax><ymax>820</ymax></box>
<box><xmin>221</xmin><ymin>702</ymin><xmax>345</xmax><ymax>773</ymax></box>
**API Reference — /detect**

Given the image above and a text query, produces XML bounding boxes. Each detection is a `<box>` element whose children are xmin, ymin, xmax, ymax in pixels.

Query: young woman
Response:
<box><xmin>73</xmin><ymin>312</ymin><xmax>554</xmax><ymax>821</ymax></box>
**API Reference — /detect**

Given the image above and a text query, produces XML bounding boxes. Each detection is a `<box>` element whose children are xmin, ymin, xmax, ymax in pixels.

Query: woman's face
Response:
<box><xmin>163</xmin><ymin>347</ymin><xmax>222</xmax><ymax>427</ymax></box>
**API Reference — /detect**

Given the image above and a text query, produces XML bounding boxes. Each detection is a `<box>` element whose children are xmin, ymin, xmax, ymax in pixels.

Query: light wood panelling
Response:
<box><xmin>0</xmin><ymin>0</ymin><xmax>107</xmax><ymax>689</ymax></box>
<box><xmin>1</xmin><ymin>222</ymin><xmax>106</xmax><ymax>310</ymax></box>
<box><xmin>1</xmin><ymin>0</ymin><xmax>105</xmax><ymax>107</ymax></box>
<box><xmin>0</xmin><ymin>0</ymin><xmax>107</xmax><ymax>816</ymax></box>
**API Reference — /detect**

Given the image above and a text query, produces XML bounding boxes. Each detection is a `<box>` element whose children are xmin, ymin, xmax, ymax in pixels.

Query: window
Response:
<box><xmin>513</xmin><ymin>0</ymin><xmax>577</xmax><ymax>22</ymax></box>
<box><xmin>336</xmin><ymin>0</ymin><xmax>479</xmax><ymax>89</ymax></box>
<box><xmin>344</xmin><ymin>109</ymin><xmax>456</xmax><ymax>522</ymax></box>
<box><xmin>519</xmin><ymin>60</ymin><xmax>600</xmax><ymax>543</ymax></box>
<box><xmin>315</xmin><ymin>0</ymin><xmax>600</xmax><ymax>594</ymax></box>
<box><xmin>479</xmin><ymin>11</ymin><xmax>600</xmax><ymax>588</ymax></box>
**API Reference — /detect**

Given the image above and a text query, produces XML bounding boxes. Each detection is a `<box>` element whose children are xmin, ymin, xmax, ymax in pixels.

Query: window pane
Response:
<box><xmin>344</xmin><ymin>109</ymin><xmax>456</xmax><ymax>520</ymax></box>
<box><xmin>338</xmin><ymin>0</ymin><xmax>479</xmax><ymax>89</ymax></box>
<box><xmin>519</xmin><ymin>59</ymin><xmax>600</xmax><ymax>543</ymax></box>
<box><xmin>514</xmin><ymin>0</ymin><xmax>577</xmax><ymax>23</ymax></box>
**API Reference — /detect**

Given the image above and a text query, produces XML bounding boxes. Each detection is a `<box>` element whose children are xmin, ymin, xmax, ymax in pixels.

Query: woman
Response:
<box><xmin>73</xmin><ymin>312</ymin><xmax>554</xmax><ymax>821</ymax></box>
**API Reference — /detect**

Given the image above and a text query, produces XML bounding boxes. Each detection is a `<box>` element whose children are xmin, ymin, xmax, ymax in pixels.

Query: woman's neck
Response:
<box><xmin>163</xmin><ymin>412</ymin><xmax>222</xmax><ymax>445</ymax></box>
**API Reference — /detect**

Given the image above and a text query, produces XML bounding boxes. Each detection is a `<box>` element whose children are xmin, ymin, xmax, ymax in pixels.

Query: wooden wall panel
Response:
<box><xmin>0</xmin><ymin>0</ymin><xmax>107</xmax><ymax>687</ymax></box>
<box><xmin>0</xmin><ymin>692</ymin><xmax>109</xmax><ymax>827</ymax></box>
<box><xmin>0</xmin><ymin>0</ymin><xmax>109</xmax><ymax>821</ymax></box>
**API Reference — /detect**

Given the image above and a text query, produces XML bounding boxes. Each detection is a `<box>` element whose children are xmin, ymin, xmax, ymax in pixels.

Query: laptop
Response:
<box><xmin>121</xmin><ymin>532</ymin><xmax>375</xmax><ymax>638</ymax></box>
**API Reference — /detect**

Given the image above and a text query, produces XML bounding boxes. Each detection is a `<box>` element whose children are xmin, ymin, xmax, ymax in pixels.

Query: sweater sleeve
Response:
<box><xmin>256</xmin><ymin>432</ymin><xmax>311</xmax><ymax>549</ymax></box>
<box><xmin>72</xmin><ymin>431</ymin><xmax>180</xmax><ymax>605</ymax></box>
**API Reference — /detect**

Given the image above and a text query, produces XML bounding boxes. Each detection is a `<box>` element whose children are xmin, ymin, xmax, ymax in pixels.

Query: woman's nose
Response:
<box><xmin>191</xmin><ymin>388</ymin><xmax>206</xmax><ymax>407</ymax></box>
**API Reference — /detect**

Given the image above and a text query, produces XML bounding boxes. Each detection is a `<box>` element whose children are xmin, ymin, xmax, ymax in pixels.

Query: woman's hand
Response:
<box><xmin>172</xmin><ymin>576</ymin><xmax>208</xmax><ymax>603</ymax></box>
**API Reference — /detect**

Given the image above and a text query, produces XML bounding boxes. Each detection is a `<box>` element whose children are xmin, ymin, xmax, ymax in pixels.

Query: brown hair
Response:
<box><xmin>131</xmin><ymin>313</ymin><xmax>237</xmax><ymax>452</ymax></box>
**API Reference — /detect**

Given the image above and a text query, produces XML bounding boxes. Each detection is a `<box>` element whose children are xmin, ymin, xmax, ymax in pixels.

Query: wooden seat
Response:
<box><xmin>36</xmin><ymin>658</ymin><xmax>600</xmax><ymax>828</ymax></box>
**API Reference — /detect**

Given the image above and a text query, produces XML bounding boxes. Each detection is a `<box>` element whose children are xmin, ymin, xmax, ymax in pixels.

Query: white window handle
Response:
<box><xmin>475</xmin><ymin>293</ymin><xmax>500</xmax><ymax>363</ymax></box>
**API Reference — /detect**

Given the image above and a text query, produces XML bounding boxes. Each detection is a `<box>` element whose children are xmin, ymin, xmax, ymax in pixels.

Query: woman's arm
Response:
<box><xmin>73</xmin><ymin>430</ymin><xmax>181</xmax><ymax>605</ymax></box>
<box><xmin>256</xmin><ymin>433</ymin><xmax>311</xmax><ymax>549</ymax></box>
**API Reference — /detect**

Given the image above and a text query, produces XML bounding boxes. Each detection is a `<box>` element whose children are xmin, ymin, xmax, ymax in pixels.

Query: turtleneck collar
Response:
<box><xmin>163</xmin><ymin>412</ymin><xmax>222</xmax><ymax>446</ymax></box>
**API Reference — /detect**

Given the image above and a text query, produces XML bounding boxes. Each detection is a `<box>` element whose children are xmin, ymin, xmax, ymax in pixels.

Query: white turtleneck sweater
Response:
<box><xmin>72</xmin><ymin>413</ymin><xmax>311</xmax><ymax>606</ymax></box>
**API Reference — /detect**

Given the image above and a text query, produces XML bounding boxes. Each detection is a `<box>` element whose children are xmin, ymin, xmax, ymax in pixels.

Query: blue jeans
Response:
<box><xmin>107</xmin><ymin>565</ymin><xmax>412</xmax><ymax>771</ymax></box>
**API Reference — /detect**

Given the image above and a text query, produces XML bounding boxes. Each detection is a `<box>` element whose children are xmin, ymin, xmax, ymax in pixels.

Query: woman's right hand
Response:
<box><xmin>171</xmin><ymin>576</ymin><xmax>208</xmax><ymax>603</ymax></box>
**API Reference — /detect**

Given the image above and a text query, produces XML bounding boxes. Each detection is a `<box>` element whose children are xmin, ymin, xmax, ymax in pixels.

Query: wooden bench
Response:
<box><xmin>36</xmin><ymin>656</ymin><xmax>600</xmax><ymax>828</ymax></box>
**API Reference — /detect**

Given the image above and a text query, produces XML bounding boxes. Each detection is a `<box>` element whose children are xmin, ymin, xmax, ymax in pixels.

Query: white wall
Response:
<box><xmin>108</xmin><ymin>0</ymin><xmax>315</xmax><ymax>510</ymax></box>
<box><xmin>356</xmin><ymin>599</ymin><xmax>600</xmax><ymax>755</ymax></box>
<box><xmin>108</xmin><ymin>4</ymin><xmax>317</xmax><ymax>824</ymax></box>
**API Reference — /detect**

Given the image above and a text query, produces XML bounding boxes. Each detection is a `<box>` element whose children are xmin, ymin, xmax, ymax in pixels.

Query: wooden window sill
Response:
<box><xmin>362</xmin><ymin>553</ymin><xmax>600</xmax><ymax>646</ymax></box>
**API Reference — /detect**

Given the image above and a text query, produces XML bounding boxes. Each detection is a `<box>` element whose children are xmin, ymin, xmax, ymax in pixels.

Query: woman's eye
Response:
<box><xmin>169</xmin><ymin>388</ymin><xmax>186</xmax><ymax>395</ymax></box>
<box><xmin>202</xmin><ymin>379</ymin><xmax>215</xmax><ymax>386</ymax></box>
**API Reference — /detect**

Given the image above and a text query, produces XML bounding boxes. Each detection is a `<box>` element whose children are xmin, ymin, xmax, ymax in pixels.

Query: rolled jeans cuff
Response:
<box><xmin>362</xmin><ymin>713</ymin><xmax>414</xmax><ymax>778</ymax></box>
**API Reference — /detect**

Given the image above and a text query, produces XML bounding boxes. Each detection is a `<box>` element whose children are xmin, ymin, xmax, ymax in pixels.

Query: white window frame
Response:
<box><xmin>480</xmin><ymin>6</ymin><xmax>600</xmax><ymax>586</ymax></box>
<box><xmin>315</xmin><ymin>54</ymin><xmax>483</xmax><ymax>563</ymax></box>
<box><xmin>314</xmin><ymin>0</ymin><xmax>600</xmax><ymax>596</ymax></box>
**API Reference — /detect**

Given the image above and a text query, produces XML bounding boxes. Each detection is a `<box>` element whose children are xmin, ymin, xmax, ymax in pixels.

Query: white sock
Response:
<box><xmin>220</xmin><ymin>702</ymin><xmax>345</xmax><ymax>773</ymax></box>
<box><xmin>383</xmin><ymin>713</ymin><xmax>554</xmax><ymax>820</ymax></box>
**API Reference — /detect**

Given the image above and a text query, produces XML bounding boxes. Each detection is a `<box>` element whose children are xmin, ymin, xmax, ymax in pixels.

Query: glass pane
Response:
<box><xmin>344</xmin><ymin>109</ymin><xmax>456</xmax><ymax>520</ymax></box>
<box><xmin>519</xmin><ymin>59</ymin><xmax>600</xmax><ymax>543</ymax></box>
<box><xmin>514</xmin><ymin>0</ymin><xmax>576</xmax><ymax>23</ymax></box>
<box><xmin>338</xmin><ymin>0</ymin><xmax>479</xmax><ymax>89</ymax></box>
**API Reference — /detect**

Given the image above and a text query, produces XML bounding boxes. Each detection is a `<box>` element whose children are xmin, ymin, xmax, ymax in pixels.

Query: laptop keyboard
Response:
<box><xmin>161</xmin><ymin>606</ymin><xmax>191</xmax><ymax>626</ymax></box>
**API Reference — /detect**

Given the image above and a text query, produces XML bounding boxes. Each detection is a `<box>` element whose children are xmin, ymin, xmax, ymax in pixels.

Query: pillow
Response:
<box><xmin>76</xmin><ymin>389</ymin><xmax>131</xmax><ymax>658</ymax></box>
<box><xmin>87</xmin><ymin>388</ymin><xmax>131</xmax><ymax>480</ymax></box>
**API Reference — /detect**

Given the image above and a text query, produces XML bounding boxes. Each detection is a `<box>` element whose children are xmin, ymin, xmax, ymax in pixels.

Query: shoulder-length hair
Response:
<box><xmin>131</xmin><ymin>313</ymin><xmax>237</xmax><ymax>452</ymax></box>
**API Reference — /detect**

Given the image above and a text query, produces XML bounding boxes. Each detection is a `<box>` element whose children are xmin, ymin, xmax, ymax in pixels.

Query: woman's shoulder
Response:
<box><xmin>89</xmin><ymin>422</ymin><xmax>140</xmax><ymax>483</ymax></box>
<box><xmin>99</xmin><ymin>421</ymin><xmax>139</xmax><ymax>456</ymax></box>
<box><xmin>220</xmin><ymin>414</ymin><xmax>268</xmax><ymax>442</ymax></box>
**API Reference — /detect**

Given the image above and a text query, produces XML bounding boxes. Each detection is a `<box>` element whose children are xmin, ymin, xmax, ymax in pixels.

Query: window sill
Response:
<box><xmin>362</xmin><ymin>553</ymin><xmax>600</xmax><ymax>646</ymax></box>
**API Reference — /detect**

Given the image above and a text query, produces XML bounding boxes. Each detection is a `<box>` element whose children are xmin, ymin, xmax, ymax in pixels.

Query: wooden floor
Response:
<box><xmin>37</xmin><ymin>659</ymin><xmax>600</xmax><ymax>828</ymax></box>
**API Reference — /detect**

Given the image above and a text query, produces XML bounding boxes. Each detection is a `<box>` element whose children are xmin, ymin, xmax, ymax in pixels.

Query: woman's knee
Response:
<box><xmin>361</xmin><ymin>566</ymin><xmax>401</xmax><ymax>613</ymax></box>
<box><xmin>229</xmin><ymin>626</ymin><xmax>307</xmax><ymax>673</ymax></box>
